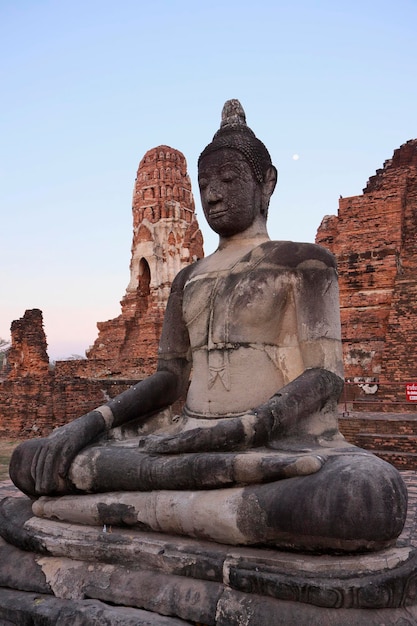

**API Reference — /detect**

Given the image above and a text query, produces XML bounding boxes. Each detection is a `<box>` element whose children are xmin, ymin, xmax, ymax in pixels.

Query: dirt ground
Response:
<box><xmin>0</xmin><ymin>440</ymin><xmax>19</xmax><ymax>481</ymax></box>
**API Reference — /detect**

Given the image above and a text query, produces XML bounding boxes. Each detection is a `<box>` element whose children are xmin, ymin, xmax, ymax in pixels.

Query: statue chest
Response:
<box><xmin>183</xmin><ymin>267</ymin><xmax>294</xmax><ymax>349</ymax></box>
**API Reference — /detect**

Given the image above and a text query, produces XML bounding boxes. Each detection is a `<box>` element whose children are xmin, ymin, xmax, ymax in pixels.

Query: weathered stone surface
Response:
<box><xmin>3</xmin><ymin>585</ymin><xmax>417</xmax><ymax>626</ymax></box>
<box><xmin>316</xmin><ymin>139</ymin><xmax>417</xmax><ymax>410</ymax></box>
<box><xmin>28</xmin><ymin>448</ymin><xmax>406</xmax><ymax>552</ymax></box>
<box><xmin>0</xmin><ymin>588</ymin><xmax>192</xmax><ymax>625</ymax></box>
<box><xmin>0</xmin><ymin>537</ymin><xmax>51</xmax><ymax>593</ymax></box>
<box><xmin>2</xmin><ymin>501</ymin><xmax>417</xmax><ymax>624</ymax></box>
<box><xmin>215</xmin><ymin>587</ymin><xmax>417</xmax><ymax>626</ymax></box>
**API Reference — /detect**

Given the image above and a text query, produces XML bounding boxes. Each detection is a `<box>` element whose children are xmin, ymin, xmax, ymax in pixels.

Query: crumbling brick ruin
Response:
<box><xmin>316</xmin><ymin>139</ymin><xmax>417</xmax><ymax>412</ymax></box>
<box><xmin>6</xmin><ymin>310</ymin><xmax>49</xmax><ymax>379</ymax></box>
<box><xmin>0</xmin><ymin>147</ymin><xmax>203</xmax><ymax>437</ymax></box>
<box><xmin>0</xmin><ymin>308</ymin><xmax>112</xmax><ymax>437</ymax></box>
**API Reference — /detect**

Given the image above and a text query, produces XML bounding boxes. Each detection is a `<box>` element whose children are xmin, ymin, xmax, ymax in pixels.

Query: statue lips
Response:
<box><xmin>209</xmin><ymin>208</ymin><xmax>228</xmax><ymax>219</ymax></box>
<box><xmin>205</xmin><ymin>203</ymin><xmax>230</xmax><ymax>227</ymax></box>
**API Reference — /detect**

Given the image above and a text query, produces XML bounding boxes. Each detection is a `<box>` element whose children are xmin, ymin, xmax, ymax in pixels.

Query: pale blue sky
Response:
<box><xmin>1</xmin><ymin>0</ymin><xmax>416</xmax><ymax>360</ymax></box>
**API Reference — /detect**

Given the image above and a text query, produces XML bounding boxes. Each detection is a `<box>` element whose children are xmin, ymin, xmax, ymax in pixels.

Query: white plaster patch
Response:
<box><xmin>69</xmin><ymin>448</ymin><xmax>102</xmax><ymax>492</ymax></box>
<box><xmin>96</xmin><ymin>404</ymin><xmax>114</xmax><ymax>429</ymax></box>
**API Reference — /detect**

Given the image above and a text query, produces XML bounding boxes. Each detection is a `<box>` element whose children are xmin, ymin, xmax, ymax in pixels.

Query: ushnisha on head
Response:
<box><xmin>199</xmin><ymin>99</ymin><xmax>277</xmax><ymax>185</ymax></box>
<box><xmin>198</xmin><ymin>100</ymin><xmax>277</xmax><ymax>219</ymax></box>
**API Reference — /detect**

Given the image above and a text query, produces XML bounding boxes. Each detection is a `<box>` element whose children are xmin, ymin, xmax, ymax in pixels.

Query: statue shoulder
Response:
<box><xmin>171</xmin><ymin>261</ymin><xmax>200</xmax><ymax>292</ymax></box>
<box><xmin>260</xmin><ymin>241</ymin><xmax>337</xmax><ymax>270</ymax></box>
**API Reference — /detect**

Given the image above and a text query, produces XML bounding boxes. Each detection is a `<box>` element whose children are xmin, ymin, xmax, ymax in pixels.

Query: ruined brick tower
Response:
<box><xmin>86</xmin><ymin>146</ymin><xmax>204</xmax><ymax>378</ymax></box>
<box><xmin>316</xmin><ymin>139</ymin><xmax>417</xmax><ymax>406</ymax></box>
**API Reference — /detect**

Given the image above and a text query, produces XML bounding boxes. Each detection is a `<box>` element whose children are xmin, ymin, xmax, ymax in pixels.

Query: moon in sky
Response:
<box><xmin>292</xmin><ymin>153</ymin><xmax>300</xmax><ymax>160</ymax></box>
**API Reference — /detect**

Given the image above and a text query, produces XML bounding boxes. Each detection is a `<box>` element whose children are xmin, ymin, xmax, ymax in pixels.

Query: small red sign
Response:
<box><xmin>406</xmin><ymin>383</ymin><xmax>417</xmax><ymax>402</ymax></box>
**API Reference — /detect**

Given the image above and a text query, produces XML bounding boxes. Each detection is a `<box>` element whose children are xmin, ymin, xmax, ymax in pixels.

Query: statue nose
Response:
<box><xmin>207</xmin><ymin>184</ymin><xmax>222</xmax><ymax>203</ymax></box>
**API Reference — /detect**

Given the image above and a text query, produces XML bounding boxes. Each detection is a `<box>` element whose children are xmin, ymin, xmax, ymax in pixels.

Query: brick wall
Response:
<box><xmin>339</xmin><ymin>414</ymin><xmax>417</xmax><ymax>469</ymax></box>
<box><xmin>316</xmin><ymin>139</ymin><xmax>417</xmax><ymax>410</ymax></box>
<box><xmin>0</xmin><ymin>375</ymin><xmax>136</xmax><ymax>439</ymax></box>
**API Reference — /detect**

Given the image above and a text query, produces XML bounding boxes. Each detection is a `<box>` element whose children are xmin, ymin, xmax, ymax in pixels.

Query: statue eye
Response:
<box><xmin>221</xmin><ymin>170</ymin><xmax>237</xmax><ymax>182</ymax></box>
<box><xmin>199</xmin><ymin>178</ymin><xmax>208</xmax><ymax>189</ymax></box>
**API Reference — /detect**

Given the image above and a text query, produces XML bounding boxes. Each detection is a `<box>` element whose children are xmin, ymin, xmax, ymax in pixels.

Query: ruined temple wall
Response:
<box><xmin>338</xmin><ymin>414</ymin><xmax>417</xmax><ymax>469</ymax></box>
<box><xmin>316</xmin><ymin>139</ymin><xmax>417</xmax><ymax>408</ymax></box>
<box><xmin>0</xmin><ymin>377</ymin><xmax>54</xmax><ymax>438</ymax></box>
<box><xmin>317</xmin><ymin>183</ymin><xmax>405</xmax><ymax>380</ymax></box>
<box><xmin>378</xmin><ymin>169</ymin><xmax>417</xmax><ymax>398</ymax></box>
<box><xmin>0</xmin><ymin>376</ymin><xmax>135</xmax><ymax>439</ymax></box>
<box><xmin>0</xmin><ymin>377</ymin><xmax>98</xmax><ymax>438</ymax></box>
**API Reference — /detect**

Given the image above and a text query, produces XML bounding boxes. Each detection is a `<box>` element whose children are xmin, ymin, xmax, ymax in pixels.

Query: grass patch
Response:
<box><xmin>0</xmin><ymin>441</ymin><xmax>19</xmax><ymax>481</ymax></box>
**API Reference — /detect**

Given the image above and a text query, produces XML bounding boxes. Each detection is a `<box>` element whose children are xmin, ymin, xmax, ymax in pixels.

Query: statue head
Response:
<box><xmin>198</xmin><ymin>100</ymin><xmax>277</xmax><ymax>224</ymax></box>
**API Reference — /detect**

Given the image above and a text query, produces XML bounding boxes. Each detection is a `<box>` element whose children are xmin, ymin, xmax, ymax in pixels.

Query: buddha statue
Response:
<box><xmin>9</xmin><ymin>100</ymin><xmax>407</xmax><ymax>553</ymax></box>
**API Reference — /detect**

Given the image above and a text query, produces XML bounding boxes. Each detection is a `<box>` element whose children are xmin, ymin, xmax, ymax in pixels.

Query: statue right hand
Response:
<box><xmin>141</xmin><ymin>412</ymin><xmax>261</xmax><ymax>454</ymax></box>
<box><xmin>29</xmin><ymin>410</ymin><xmax>105</xmax><ymax>495</ymax></box>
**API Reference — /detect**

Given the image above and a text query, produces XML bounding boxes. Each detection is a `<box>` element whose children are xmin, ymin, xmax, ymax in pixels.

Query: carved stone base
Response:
<box><xmin>1</xmin><ymin>495</ymin><xmax>417</xmax><ymax>625</ymax></box>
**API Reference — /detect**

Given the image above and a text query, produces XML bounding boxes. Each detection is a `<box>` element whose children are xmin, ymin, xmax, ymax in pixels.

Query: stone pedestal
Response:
<box><xmin>1</xmin><ymin>495</ymin><xmax>417</xmax><ymax>625</ymax></box>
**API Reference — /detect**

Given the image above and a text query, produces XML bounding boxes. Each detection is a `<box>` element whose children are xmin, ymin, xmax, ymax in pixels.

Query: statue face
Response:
<box><xmin>198</xmin><ymin>149</ymin><xmax>263</xmax><ymax>237</ymax></box>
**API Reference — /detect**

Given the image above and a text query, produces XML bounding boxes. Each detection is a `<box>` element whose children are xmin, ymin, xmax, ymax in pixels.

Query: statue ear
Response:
<box><xmin>261</xmin><ymin>166</ymin><xmax>277</xmax><ymax>214</ymax></box>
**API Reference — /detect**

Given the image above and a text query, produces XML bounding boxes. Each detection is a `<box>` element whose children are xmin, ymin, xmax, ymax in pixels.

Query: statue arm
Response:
<box><xmin>252</xmin><ymin>262</ymin><xmax>344</xmax><ymax>442</ymax></box>
<box><xmin>10</xmin><ymin>365</ymin><xmax>189</xmax><ymax>496</ymax></box>
<box><xmin>144</xmin><ymin>367</ymin><xmax>343</xmax><ymax>454</ymax></box>
<box><xmin>294</xmin><ymin>261</ymin><xmax>344</xmax><ymax>378</ymax></box>
<box><xmin>94</xmin><ymin>265</ymin><xmax>193</xmax><ymax>430</ymax></box>
<box><xmin>97</xmin><ymin>264</ymin><xmax>192</xmax><ymax>429</ymax></box>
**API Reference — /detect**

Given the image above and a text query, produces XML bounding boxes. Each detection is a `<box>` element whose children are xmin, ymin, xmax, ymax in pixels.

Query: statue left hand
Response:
<box><xmin>30</xmin><ymin>410</ymin><xmax>105</xmax><ymax>494</ymax></box>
